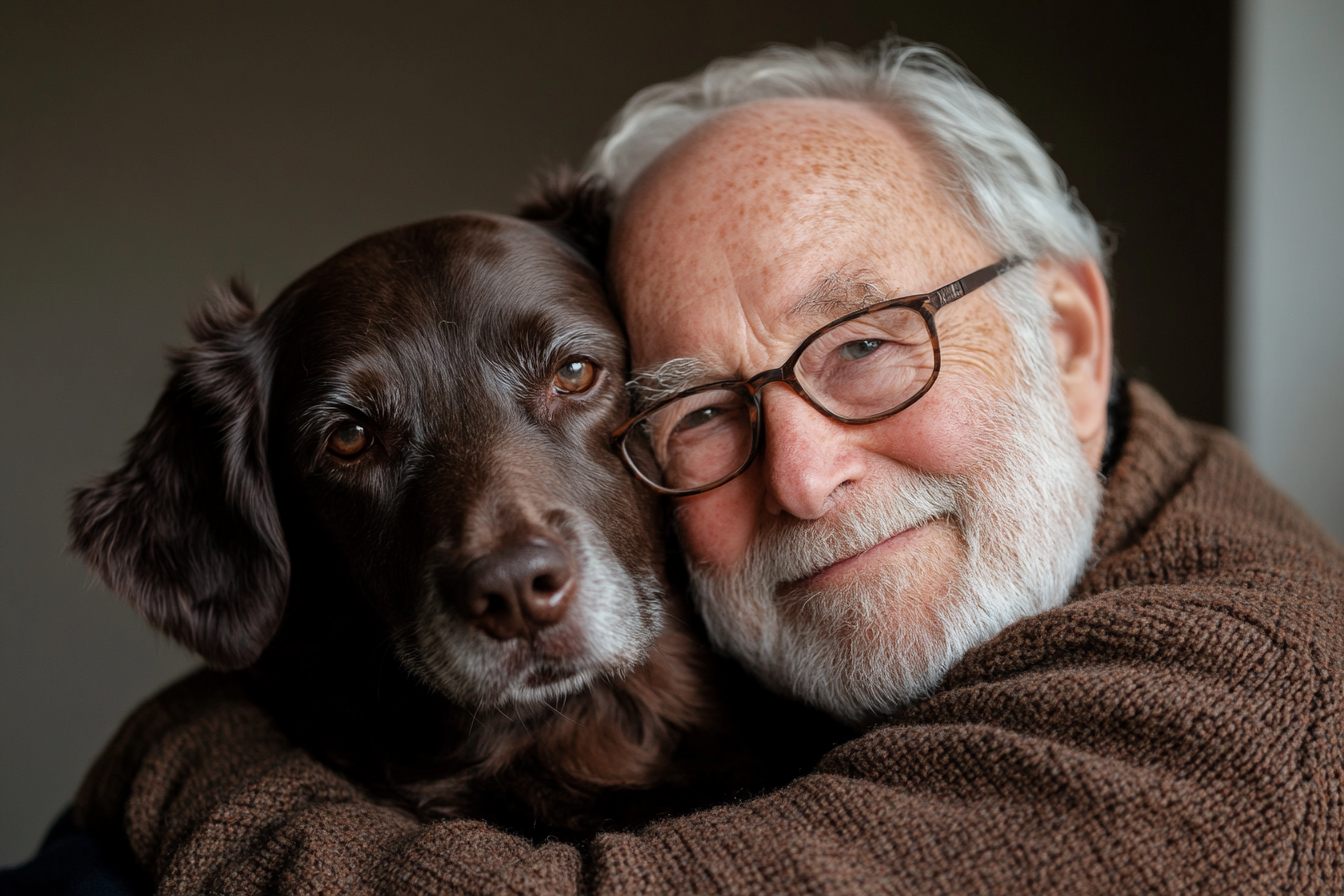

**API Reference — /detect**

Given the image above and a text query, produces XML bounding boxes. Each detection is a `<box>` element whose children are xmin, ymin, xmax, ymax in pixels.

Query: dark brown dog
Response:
<box><xmin>69</xmin><ymin>183</ymin><xmax>835</xmax><ymax>836</ymax></box>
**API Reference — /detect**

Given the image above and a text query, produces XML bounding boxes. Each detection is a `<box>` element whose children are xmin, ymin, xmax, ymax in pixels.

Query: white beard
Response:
<box><xmin>683</xmin><ymin>303</ymin><xmax>1104</xmax><ymax>725</ymax></box>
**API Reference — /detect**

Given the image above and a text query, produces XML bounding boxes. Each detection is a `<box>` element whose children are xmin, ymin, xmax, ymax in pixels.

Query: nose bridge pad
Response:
<box><xmin>751</xmin><ymin>376</ymin><xmax>807</xmax><ymax>454</ymax></box>
<box><xmin>759</xmin><ymin>377</ymin><xmax>826</xmax><ymax>442</ymax></box>
<box><xmin>757</xmin><ymin>381</ymin><xmax>856</xmax><ymax>519</ymax></box>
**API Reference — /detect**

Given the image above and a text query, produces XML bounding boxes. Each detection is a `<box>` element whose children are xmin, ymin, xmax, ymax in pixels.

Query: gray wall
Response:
<box><xmin>1231</xmin><ymin>0</ymin><xmax>1344</xmax><ymax>541</ymax></box>
<box><xmin>0</xmin><ymin>0</ymin><xmax>1286</xmax><ymax>865</ymax></box>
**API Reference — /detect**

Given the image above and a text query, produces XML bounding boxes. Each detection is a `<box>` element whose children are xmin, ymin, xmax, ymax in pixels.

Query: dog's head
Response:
<box><xmin>71</xmin><ymin>190</ymin><xmax>668</xmax><ymax>709</ymax></box>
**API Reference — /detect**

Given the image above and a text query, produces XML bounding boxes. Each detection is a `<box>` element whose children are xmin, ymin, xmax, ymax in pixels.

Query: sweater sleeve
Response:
<box><xmin>74</xmin><ymin>671</ymin><xmax>587</xmax><ymax>896</ymax></box>
<box><xmin>77</xmin><ymin>585</ymin><xmax>1333</xmax><ymax>895</ymax></box>
<box><xmin>588</xmin><ymin>588</ymin><xmax>1331</xmax><ymax>894</ymax></box>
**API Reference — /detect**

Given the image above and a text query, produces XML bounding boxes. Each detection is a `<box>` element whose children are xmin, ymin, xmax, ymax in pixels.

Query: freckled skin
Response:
<box><xmin>609</xmin><ymin>98</ymin><xmax>1063</xmax><ymax>580</ymax></box>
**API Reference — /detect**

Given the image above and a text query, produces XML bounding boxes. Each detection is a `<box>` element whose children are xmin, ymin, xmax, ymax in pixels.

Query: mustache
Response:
<box><xmin>690</xmin><ymin>468</ymin><xmax>971</xmax><ymax>589</ymax></box>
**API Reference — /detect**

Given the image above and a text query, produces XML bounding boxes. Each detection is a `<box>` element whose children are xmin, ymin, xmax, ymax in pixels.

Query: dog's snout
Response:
<box><xmin>456</xmin><ymin>540</ymin><xmax>575</xmax><ymax>641</ymax></box>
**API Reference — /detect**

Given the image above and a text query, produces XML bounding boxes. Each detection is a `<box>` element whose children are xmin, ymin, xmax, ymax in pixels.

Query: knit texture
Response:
<box><xmin>74</xmin><ymin>383</ymin><xmax>1344</xmax><ymax>894</ymax></box>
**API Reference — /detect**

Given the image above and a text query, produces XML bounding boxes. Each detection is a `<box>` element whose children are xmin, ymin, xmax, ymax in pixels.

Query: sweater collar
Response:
<box><xmin>1081</xmin><ymin>381</ymin><xmax>1208</xmax><ymax>589</ymax></box>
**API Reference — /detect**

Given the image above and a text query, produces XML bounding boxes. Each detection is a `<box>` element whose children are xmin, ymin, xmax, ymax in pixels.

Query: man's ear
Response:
<box><xmin>69</xmin><ymin>280</ymin><xmax>289</xmax><ymax>670</ymax></box>
<box><xmin>1040</xmin><ymin>258</ymin><xmax>1113</xmax><ymax>470</ymax></box>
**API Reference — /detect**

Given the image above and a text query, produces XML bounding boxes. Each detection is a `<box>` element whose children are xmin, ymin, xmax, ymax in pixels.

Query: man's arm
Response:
<box><xmin>76</xmin><ymin>584</ymin><xmax>1333</xmax><ymax>895</ymax></box>
<box><xmin>74</xmin><ymin>671</ymin><xmax>585</xmax><ymax>895</ymax></box>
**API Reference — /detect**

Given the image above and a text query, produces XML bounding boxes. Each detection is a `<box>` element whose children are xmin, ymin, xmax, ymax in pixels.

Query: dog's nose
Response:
<box><xmin>456</xmin><ymin>540</ymin><xmax>575</xmax><ymax>640</ymax></box>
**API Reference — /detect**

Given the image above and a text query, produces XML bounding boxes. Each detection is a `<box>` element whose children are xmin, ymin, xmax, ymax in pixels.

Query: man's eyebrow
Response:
<box><xmin>627</xmin><ymin>357</ymin><xmax>716</xmax><ymax>408</ymax></box>
<box><xmin>785</xmin><ymin>269</ymin><xmax>900</xmax><ymax>320</ymax></box>
<box><xmin>626</xmin><ymin>272</ymin><xmax>906</xmax><ymax>409</ymax></box>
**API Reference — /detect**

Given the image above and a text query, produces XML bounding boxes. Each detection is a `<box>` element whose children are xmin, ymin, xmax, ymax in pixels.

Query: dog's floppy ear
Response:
<box><xmin>518</xmin><ymin>167</ymin><xmax>612</xmax><ymax>271</ymax></box>
<box><xmin>70</xmin><ymin>280</ymin><xmax>288</xmax><ymax>670</ymax></box>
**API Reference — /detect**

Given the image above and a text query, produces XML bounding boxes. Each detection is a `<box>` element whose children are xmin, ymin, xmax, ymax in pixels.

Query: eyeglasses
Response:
<box><xmin>611</xmin><ymin>257</ymin><xmax>1023</xmax><ymax>496</ymax></box>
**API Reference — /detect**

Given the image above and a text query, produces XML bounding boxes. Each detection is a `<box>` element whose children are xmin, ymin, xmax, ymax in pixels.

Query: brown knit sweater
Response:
<box><xmin>74</xmin><ymin>384</ymin><xmax>1344</xmax><ymax>894</ymax></box>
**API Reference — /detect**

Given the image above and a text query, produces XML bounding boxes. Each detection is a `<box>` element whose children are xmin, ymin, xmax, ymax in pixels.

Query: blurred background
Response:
<box><xmin>2</xmin><ymin>0</ymin><xmax>1340</xmax><ymax>865</ymax></box>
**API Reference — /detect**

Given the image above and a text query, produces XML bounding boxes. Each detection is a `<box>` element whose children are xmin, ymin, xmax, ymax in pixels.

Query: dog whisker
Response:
<box><xmin>542</xmin><ymin>698</ymin><xmax>580</xmax><ymax>727</ymax></box>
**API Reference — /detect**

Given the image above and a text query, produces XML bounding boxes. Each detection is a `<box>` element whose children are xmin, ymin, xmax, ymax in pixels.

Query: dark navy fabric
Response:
<box><xmin>0</xmin><ymin>810</ymin><xmax>148</xmax><ymax>896</ymax></box>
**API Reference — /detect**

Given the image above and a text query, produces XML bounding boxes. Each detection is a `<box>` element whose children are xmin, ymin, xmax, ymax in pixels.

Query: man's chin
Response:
<box><xmin>691</xmin><ymin>555</ymin><xmax>958</xmax><ymax>724</ymax></box>
<box><xmin>685</xmin><ymin>495</ymin><xmax>979</xmax><ymax>723</ymax></box>
<box><xmin>748</xmin><ymin>583</ymin><xmax>967</xmax><ymax>724</ymax></box>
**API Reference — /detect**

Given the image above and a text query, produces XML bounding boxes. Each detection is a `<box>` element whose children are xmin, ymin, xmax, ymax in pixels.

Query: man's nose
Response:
<box><xmin>758</xmin><ymin>386</ymin><xmax>869</xmax><ymax>520</ymax></box>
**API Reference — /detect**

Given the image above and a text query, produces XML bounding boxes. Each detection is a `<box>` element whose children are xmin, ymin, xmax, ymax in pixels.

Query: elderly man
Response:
<box><xmin>52</xmin><ymin>40</ymin><xmax>1344</xmax><ymax>894</ymax></box>
<box><xmin>600</xmin><ymin>47</ymin><xmax>1109</xmax><ymax>727</ymax></box>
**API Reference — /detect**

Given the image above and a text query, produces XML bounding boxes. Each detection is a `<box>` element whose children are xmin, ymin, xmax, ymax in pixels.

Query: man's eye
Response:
<box><xmin>675</xmin><ymin>406</ymin><xmax>721</xmax><ymax>433</ymax></box>
<box><xmin>839</xmin><ymin>339</ymin><xmax>883</xmax><ymax>361</ymax></box>
<box><xmin>327</xmin><ymin>422</ymin><xmax>371</xmax><ymax>458</ymax></box>
<box><xmin>552</xmin><ymin>359</ymin><xmax>598</xmax><ymax>394</ymax></box>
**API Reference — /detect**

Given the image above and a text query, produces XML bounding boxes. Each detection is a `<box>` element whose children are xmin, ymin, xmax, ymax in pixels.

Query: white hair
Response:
<box><xmin>585</xmin><ymin>38</ymin><xmax>1107</xmax><ymax>327</ymax></box>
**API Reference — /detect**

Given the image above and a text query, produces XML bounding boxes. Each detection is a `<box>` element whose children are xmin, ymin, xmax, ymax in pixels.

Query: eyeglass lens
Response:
<box><xmin>630</xmin><ymin>303</ymin><xmax>935</xmax><ymax>492</ymax></box>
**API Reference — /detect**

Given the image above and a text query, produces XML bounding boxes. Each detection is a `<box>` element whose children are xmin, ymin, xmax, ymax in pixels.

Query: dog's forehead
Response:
<box><xmin>264</xmin><ymin>215</ymin><xmax>627</xmax><ymax>425</ymax></box>
<box><xmin>271</xmin><ymin>214</ymin><xmax>616</xmax><ymax>355</ymax></box>
<box><xmin>293</xmin><ymin>215</ymin><xmax>601</xmax><ymax>311</ymax></box>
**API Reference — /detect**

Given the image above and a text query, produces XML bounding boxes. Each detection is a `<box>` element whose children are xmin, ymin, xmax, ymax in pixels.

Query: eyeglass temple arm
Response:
<box><xmin>928</xmin><ymin>256</ymin><xmax>1024</xmax><ymax>310</ymax></box>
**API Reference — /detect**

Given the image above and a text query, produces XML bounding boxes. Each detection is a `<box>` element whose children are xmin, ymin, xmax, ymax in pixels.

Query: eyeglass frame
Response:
<box><xmin>610</xmin><ymin>256</ymin><xmax>1025</xmax><ymax>497</ymax></box>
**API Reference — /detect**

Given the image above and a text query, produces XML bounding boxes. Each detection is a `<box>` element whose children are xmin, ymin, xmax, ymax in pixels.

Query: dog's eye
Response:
<box><xmin>552</xmin><ymin>359</ymin><xmax>598</xmax><ymax>394</ymax></box>
<box><xmin>327</xmin><ymin>422</ymin><xmax>371</xmax><ymax>458</ymax></box>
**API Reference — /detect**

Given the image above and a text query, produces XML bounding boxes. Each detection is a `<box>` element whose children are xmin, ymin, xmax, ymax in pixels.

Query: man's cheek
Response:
<box><xmin>857</xmin><ymin>391</ymin><xmax>982</xmax><ymax>478</ymax></box>
<box><xmin>672</xmin><ymin>488</ymin><xmax>757</xmax><ymax>569</ymax></box>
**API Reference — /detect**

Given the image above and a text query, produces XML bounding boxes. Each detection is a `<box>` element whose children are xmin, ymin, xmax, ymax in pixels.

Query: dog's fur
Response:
<box><xmin>69</xmin><ymin>181</ymin><xmax>841</xmax><ymax>836</ymax></box>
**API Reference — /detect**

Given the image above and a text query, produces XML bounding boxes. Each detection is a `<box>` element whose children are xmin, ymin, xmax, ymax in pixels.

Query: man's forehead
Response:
<box><xmin>612</xmin><ymin>97</ymin><xmax>987</xmax><ymax>381</ymax></box>
<box><xmin>615</xmin><ymin>99</ymin><xmax>942</xmax><ymax>243</ymax></box>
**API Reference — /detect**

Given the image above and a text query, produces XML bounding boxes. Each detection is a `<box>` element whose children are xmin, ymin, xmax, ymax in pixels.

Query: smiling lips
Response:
<box><xmin>790</xmin><ymin>523</ymin><xmax>932</xmax><ymax>591</ymax></box>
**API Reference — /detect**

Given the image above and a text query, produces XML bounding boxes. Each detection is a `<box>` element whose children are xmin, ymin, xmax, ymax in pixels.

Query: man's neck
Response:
<box><xmin>1100</xmin><ymin>365</ymin><xmax>1131</xmax><ymax>480</ymax></box>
